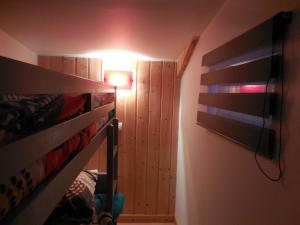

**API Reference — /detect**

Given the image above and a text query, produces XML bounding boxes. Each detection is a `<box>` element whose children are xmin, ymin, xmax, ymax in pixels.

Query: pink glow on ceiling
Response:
<box><xmin>0</xmin><ymin>0</ymin><xmax>225</xmax><ymax>59</ymax></box>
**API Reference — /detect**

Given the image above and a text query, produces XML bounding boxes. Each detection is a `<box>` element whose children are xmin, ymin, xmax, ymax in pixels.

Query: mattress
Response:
<box><xmin>0</xmin><ymin>93</ymin><xmax>114</xmax><ymax>146</ymax></box>
<box><xmin>0</xmin><ymin>93</ymin><xmax>112</xmax><ymax>222</ymax></box>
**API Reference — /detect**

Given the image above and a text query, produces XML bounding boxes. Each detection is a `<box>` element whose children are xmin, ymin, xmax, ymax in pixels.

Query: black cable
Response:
<box><xmin>254</xmin><ymin>40</ymin><xmax>284</xmax><ymax>182</ymax></box>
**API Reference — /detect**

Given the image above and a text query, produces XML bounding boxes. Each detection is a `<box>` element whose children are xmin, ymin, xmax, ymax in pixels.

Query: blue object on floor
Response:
<box><xmin>94</xmin><ymin>193</ymin><xmax>125</xmax><ymax>218</ymax></box>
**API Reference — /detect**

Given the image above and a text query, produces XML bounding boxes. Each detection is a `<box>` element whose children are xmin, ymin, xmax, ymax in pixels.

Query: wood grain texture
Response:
<box><xmin>157</xmin><ymin>62</ymin><xmax>175</xmax><ymax>214</ymax></box>
<box><xmin>119</xmin><ymin>214</ymin><xmax>175</xmax><ymax>223</ymax></box>
<box><xmin>146</xmin><ymin>61</ymin><xmax>162</xmax><ymax>214</ymax></box>
<box><xmin>38</xmin><ymin>56</ymin><xmax>50</xmax><ymax>69</ymax></box>
<box><xmin>89</xmin><ymin>58</ymin><xmax>102</xmax><ymax>81</ymax></box>
<box><xmin>177</xmin><ymin>36</ymin><xmax>199</xmax><ymax>78</ymax></box>
<box><xmin>117</xmin><ymin>94</ymin><xmax>126</xmax><ymax>193</ymax></box>
<box><xmin>38</xmin><ymin>56</ymin><xmax>180</xmax><ymax>217</ymax></box>
<box><xmin>135</xmin><ymin>61</ymin><xmax>150</xmax><ymax>213</ymax></box>
<box><xmin>85</xmin><ymin>149</ymin><xmax>99</xmax><ymax>170</ymax></box>
<box><xmin>122</xmin><ymin>62</ymin><xmax>137</xmax><ymax>213</ymax></box>
<box><xmin>98</xmin><ymin>138</ymin><xmax>107</xmax><ymax>172</ymax></box>
<box><xmin>76</xmin><ymin>57</ymin><xmax>88</xmax><ymax>78</ymax></box>
<box><xmin>49</xmin><ymin>56</ymin><xmax>63</xmax><ymax>72</ymax></box>
<box><xmin>169</xmin><ymin>75</ymin><xmax>180</xmax><ymax>214</ymax></box>
<box><xmin>62</xmin><ymin>57</ymin><xmax>75</xmax><ymax>75</ymax></box>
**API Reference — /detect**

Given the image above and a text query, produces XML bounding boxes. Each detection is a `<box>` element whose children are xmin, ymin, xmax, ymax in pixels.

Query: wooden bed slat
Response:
<box><xmin>201</xmin><ymin>56</ymin><xmax>280</xmax><ymax>85</ymax></box>
<box><xmin>197</xmin><ymin>111</ymin><xmax>275</xmax><ymax>158</ymax></box>
<box><xmin>198</xmin><ymin>93</ymin><xmax>277</xmax><ymax>117</ymax></box>
<box><xmin>2</xmin><ymin>121</ymin><xmax>109</xmax><ymax>225</ymax></box>
<box><xmin>0</xmin><ymin>103</ymin><xmax>114</xmax><ymax>182</ymax></box>
<box><xmin>0</xmin><ymin>56</ymin><xmax>113</xmax><ymax>94</ymax></box>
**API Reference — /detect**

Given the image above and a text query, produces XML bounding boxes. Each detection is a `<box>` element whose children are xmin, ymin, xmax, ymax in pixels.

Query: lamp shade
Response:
<box><xmin>103</xmin><ymin>70</ymin><xmax>133</xmax><ymax>89</ymax></box>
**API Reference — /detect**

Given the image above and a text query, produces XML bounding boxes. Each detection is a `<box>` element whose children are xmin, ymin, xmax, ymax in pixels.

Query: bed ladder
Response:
<box><xmin>104</xmin><ymin>118</ymin><xmax>119</xmax><ymax>223</ymax></box>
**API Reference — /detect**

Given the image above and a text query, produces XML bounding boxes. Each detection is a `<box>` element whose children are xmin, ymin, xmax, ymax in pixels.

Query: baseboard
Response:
<box><xmin>174</xmin><ymin>216</ymin><xmax>178</xmax><ymax>225</ymax></box>
<box><xmin>118</xmin><ymin>214</ymin><xmax>175</xmax><ymax>223</ymax></box>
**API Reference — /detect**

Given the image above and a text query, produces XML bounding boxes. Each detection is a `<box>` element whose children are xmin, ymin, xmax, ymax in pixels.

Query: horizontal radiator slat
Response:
<box><xmin>197</xmin><ymin>111</ymin><xmax>274</xmax><ymax>158</ymax></box>
<box><xmin>202</xmin><ymin>12</ymin><xmax>290</xmax><ymax>66</ymax></box>
<box><xmin>198</xmin><ymin>93</ymin><xmax>277</xmax><ymax>117</ymax></box>
<box><xmin>201</xmin><ymin>56</ymin><xmax>280</xmax><ymax>85</ymax></box>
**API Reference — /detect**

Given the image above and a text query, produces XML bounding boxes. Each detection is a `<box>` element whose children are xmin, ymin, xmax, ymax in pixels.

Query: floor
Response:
<box><xmin>119</xmin><ymin>223</ymin><xmax>175</xmax><ymax>225</ymax></box>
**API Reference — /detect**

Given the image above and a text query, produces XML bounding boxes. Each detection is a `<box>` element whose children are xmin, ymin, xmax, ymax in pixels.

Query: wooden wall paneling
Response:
<box><xmin>122</xmin><ymin>62</ymin><xmax>137</xmax><ymax>213</ymax></box>
<box><xmin>97</xmin><ymin>139</ymin><xmax>107</xmax><ymax>172</ymax></box>
<box><xmin>117</xmin><ymin>94</ymin><xmax>126</xmax><ymax>193</ymax></box>
<box><xmin>38</xmin><ymin>56</ymin><xmax>180</xmax><ymax>218</ymax></box>
<box><xmin>157</xmin><ymin>62</ymin><xmax>175</xmax><ymax>214</ymax></box>
<box><xmin>85</xmin><ymin>150</ymin><xmax>99</xmax><ymax>170</ymax></box>
<box><xmin>89</xmin><ymin>58</ymin><xmax>102</xmax><ymax>81</ymax></box>
<box><xmin>62</xmin><ymin>57</ymin><xmax>75</xmax><ymax>75</ymax></box>
<box><xmin>169</xmin><ymin>74</ymin><xmax>180</xmax><ymax>214</ymax></box>
<box><xmin>49</xmin><ymin>56</ymin><xmax>63</xmax><ymax>72</ymax></box>
<box><xmin>76</xmin><ymin>57</ymin><xmax>88</xmax><ymax>78</ymax></box>
<box><xmin>145</xmin><ymin>61</ymin><xmax>162</xmax><ymax>214</ymax></box>
<box><xmin>119</xmin><ymin>214</ymin><xmax>175</xmax><ymax>223</ymax></box>
<box><xmin>38</xmin><ymin>56</ymin><xmax>50</xmax><ymax>69</ymax></box>
<box><xmin>134</xmin><ymin>61</ymin><xmax>150</xmax><ymax>213</ymax></box>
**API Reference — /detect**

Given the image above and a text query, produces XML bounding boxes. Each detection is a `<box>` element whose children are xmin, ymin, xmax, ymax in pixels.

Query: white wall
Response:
<box><xmin>176</xmin><ymin>1</ymin><xmax>300</xmax><ymax>225</ymax></box>
<box><xmin>0</xmin><ymin>29</ymin><xmax>37</xmax><ymax>64</ymax></box>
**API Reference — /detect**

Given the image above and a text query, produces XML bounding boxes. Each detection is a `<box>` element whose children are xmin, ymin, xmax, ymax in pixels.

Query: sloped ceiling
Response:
<box><xmin>0</xmin><ymin>0</ymin><xmax>225</xmax><ymax>59</ymax></box>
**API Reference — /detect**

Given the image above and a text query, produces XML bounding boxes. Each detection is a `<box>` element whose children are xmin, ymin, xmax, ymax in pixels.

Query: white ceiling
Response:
<box><xmin>0</xmin><ymin>0</ymin><xmax>225</xmax><ymax>59</ymax></box>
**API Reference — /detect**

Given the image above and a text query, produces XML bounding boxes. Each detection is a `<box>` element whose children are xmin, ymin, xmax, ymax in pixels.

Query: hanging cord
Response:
<box><xmin>254</xmin><ymin>39</ymin><xmax>284</xmax><ymax>182</ymax></box>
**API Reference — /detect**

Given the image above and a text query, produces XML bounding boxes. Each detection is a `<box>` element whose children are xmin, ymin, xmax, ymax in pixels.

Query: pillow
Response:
<box><xmin>45</xmin><ymin>171</ymin><xmax>97</xmax><ymax>225</ymax></box>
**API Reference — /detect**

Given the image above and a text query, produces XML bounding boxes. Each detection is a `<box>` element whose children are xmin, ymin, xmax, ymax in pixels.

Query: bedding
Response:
<box><xmin>0</xmin><ymin>122</ymin><xmax>101</xmax><ymax>222</ymax></box>
<box><xmin>45</xmin><ymin>171</ymin><xmax>124</xmax><ymax>225</ymax></box>
<box><xmin>0</xmin><ymin>158</ymin><xmax>45</xmax><ymax>220</ymax></box>
<box><xmin>45</xmin><ymin>171</ymin><xmax>98</xmax><ymax>225</ymax></box>
<box><xmin>0</xmin><ymin>93</ymin><xmax>114</xmax><ymax>147</ymax></box>
<box><xmin>0</xmin><ymin>93</ymin><xmax>115</xmax><ymax>146</ymax></box>
<box><xmin>93</xmin><ymin>93</ymin><xmax>114</xmax><ymax>109</ymax></box>
<box><xmin>45</xmin><ymin>123</ymin><xmax>97</xmax><ymax>176</ymax></box>
<box><xmin>0</xmin><ymin>92</ymin><xmax>113</xmax><ymax>222</ymax></box>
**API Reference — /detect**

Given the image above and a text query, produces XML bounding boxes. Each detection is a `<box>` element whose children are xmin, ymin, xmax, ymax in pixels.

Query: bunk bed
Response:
<box><xmin>0</xmin><ymin>56</ymin><xmax>121</xmax><ymax>225</ymax></box>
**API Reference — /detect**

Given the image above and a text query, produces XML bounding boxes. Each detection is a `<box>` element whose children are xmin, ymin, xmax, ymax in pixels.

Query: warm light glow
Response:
<box><xmin>71</xmin><ymin>49</ymin><xmax>144</xmax><ymax>92</ymax></box>
<box><xmin>84</xmin><ymin>50</ymin><xmax>152</xmax><ymax>61</ymax></box>
<box><xmin>104</xmin><ymin>70</ymin><xmax>133</xmax><ymax>89</ymax></box>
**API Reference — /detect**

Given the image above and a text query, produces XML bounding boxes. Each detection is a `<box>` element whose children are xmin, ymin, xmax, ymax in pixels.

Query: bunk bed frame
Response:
<box><xmin>0</xmin><ymin>56</ymin><xmax>119</xmax><ymax>225</ymax></box>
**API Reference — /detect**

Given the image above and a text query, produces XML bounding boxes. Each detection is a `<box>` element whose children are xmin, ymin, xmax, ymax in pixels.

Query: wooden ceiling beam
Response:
<box><xmin>176</xmin><ymin>36</ymin><xmax>199</xmax><ymax>78</ymax></box>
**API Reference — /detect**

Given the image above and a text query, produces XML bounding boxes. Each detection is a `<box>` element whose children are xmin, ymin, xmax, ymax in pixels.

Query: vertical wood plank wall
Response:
<box><xmin>38</xmin><ymin>56</ymin><xmax>179</xmax><ymax>221</ymax></box>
